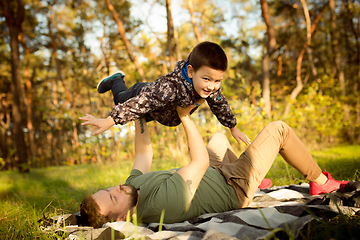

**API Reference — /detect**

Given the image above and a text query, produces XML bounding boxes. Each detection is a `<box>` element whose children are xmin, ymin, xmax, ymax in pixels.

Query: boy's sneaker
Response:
<box><xmin>258</xmin><ymin>178</ymin><xmax>272</xmax><ymax>190</ymax></box>
<box><xmin>309</xmin><ymin>171</ymin><xmax>349</xmax><ymax>195</ymax></box>
<box><xmin>97</xmin><ymin>70</ymin><xmax>125</xmax><ymax>93</ymax></box>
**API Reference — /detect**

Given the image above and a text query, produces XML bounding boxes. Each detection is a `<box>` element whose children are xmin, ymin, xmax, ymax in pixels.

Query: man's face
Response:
<box><xmin>187</xmin><ymin>65</ymin><xmax>224</xmax><ymax>98</ymax></box>
<box><xmin>92</xmin><ymin>184</ymin><xmax>138</xmax><ymax>221</ymax></box>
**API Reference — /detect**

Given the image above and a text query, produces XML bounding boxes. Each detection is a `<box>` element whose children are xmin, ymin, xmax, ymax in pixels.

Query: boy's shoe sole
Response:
<box><xmin>97</xmin><ymin>70</ymin><xmax>125</xmax><ymax>93</ymax></box>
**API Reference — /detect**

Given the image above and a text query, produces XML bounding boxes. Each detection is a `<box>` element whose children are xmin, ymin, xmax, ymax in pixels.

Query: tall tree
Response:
<box><xmin>106</xmin><ymin>0</ymin><xmax>146</xmax><ymax>82</ymax></box>
<box><xmin>165</xmin><ymin>0</ymin><xmax>180</xmax><ymax>69</ymax></box>
<box><xmin>301</xmin><ymin>0</ymin><xmax>320</xmax><ymax>89</ymax></box>
<box><xmin>0</xmin><ymin>93</ymin><xmax>11</xmax><ymax>169</ymax></box>
<box><xmin>283</xmin><ymin>2</ymin><xmax>325</xmax><ymax>116</ymax></box>
<box><xmin>260</xmin><ymin>0</ymin><xmax>276</xmax><ymax>118</ymax></box>
<box><xmin>329</xmin><ymin>0</ymin><xmax>349</xmax><ymax>122</ymax></box>
<box><xmin>186</xmin><ymin>0</ymin><xmax>202</xmax><ymax>43</ymax></box>
<box><xmin>0</xmin><ymin>0</ymin><xmax>29</xmax><ymax>172</ymax></box>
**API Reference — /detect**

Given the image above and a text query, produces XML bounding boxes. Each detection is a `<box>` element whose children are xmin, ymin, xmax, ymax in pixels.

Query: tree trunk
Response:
<box><xmin>300</xmin><ymin>0</ymin><xmax>321</xmax><ymax>90</ymax></box>
<box><xmin>260</xmin><ymin>0</ymin><xmax>276</xmax><ymax>119</ymax></box>
<box><xmin>165</xmin><ymin>0</ymin><xmax>177</xmax><ymax>69</ymax></box>
<box><xmin>47</xmin><ymin>12</ymin><xmax>71</xmax><ymax>110</ymax></box>
<box><xmin>1</xmin><ymin>0</ymin><xmax>29</xmax><ymax>172</ymax></box>
<box><xmin>19</xmin><ymin>31</ymin><xmax>37</xmax><ymax>160</ymax></box>
<box><xmin>0</xmin><ymin>94</ymin><xmax>11</xmax><ymax>169</ymax></box>
<box><xmin>284</xmin><ymin>2</ymin><xmax>324</xmax><ymax>116</ymax></box>
<box><xmin>344</xmin><ymin>0</ymin><xmax>360</xmax><ymax>141</ymax></box>
<box><xmin>329</xmin><ymin>0</ymin><xmax>349</xmax><ymax>122</ymax></box>
<box><xmin>187</xmin><ymin>0</ymin><xmax>202</xmax><ymax>43</ymax></box>
<box><xmin>284</xmin><ymin>47</ymin><xmax>305</xmax><ymax>116</ymax></box>
<box><xmin>106</xmin><ymin>0</ymin><xmax>146</xmax><ymax>82</ymax></box>
<box><xmin>261</xmin><ymin>53</ymin><xmax>271</xmax><ymax>118</ymax></box>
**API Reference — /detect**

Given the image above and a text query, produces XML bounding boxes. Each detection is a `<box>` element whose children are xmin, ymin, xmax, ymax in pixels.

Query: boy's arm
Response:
<box><xmin>176</xmin><ymin>104</ymin><xmax>210</xmax><ymax>198</ymax></box>
<box><xmin>206</xmin><ymin>91</ymin><xmax>251</xmax><ymax>145</ymax></box>
<box><xmin>206</xmin><ymin>90</ymin><xmax>237</xmax><ymax>128</ymax></box>
<box><xmin>230</xmin><ymin>126</ymin><xmax>251</xmax><ymax>146</ymax></box>
<box><xmin>132</xmin><ymin>118</ymin><xmax>153</xmax><ymax>174</ymax></box>
<box><xmin>79</xmin><ymin>114</ymin><xmax>115</xmax><ymax>135</ymax></box>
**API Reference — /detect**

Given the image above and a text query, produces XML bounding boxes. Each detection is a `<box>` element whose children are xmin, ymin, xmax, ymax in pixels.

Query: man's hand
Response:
<box><xmin>230</xmin><ymin>127</ymin><xmax>251</xmax><ymax>146</ymax></box>
<box><xmin>176</xmin><ymin>104</ymin><xmax>197</xmax><ymax>119</ymax></box>
<box><xmin>79</xmin><ymin>114</ymin><xmax>115</xmax><ymax>135</ymax></box>
<box><xmin>176</xmin><ymin>99</ymin><xmax>205</xmax><ymax>119</ymax></box>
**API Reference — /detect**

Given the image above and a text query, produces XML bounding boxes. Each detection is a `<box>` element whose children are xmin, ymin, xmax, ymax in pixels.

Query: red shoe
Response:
<box><xmin>309</xmin><ymin>171</ymin><xmax>349</xmax><ymax>195</ymax></box>
<box><xmin>258</xmin><ymin>178</ymin><xmax>272</xmax><ymax>190</ymax></box>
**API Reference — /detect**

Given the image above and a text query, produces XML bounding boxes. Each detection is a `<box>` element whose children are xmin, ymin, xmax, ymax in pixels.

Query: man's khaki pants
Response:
<box><xmin>207</xmin><ymin>121</ymin><xmax>322</xmax><ymax>208</ymax></box>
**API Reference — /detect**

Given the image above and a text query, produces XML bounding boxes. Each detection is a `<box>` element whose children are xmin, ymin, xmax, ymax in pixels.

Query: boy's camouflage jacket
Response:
<box><xmin>110</xmin><ymin>59</ymin><xmax>237</xmax><ymax>128</ymax></box>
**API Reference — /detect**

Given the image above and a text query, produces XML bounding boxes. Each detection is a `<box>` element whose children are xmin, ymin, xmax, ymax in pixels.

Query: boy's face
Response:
<box><xmin>187</xmin><ymin>65</ymin><xmax>224</xmax><ymax>98</ymax></box>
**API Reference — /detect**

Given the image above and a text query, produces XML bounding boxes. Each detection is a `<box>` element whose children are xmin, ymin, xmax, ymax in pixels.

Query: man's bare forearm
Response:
<box><xmin>132</xmin><ymin>118</ymin><xmax>153</xmax><ymax>174</ymax></box>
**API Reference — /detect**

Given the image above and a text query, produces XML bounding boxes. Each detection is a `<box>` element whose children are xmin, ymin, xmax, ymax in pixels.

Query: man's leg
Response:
<box><xmin>245</xmin><ymin>121</ymin><xmax>347</xmax><ymax>195</ymax></box>
<box><xmin>207</xmin><ymin>133</ymin><xmax>273</xmax><ymax>190</ymax></box>
<box><xmin>207</xmin><ymin>133</ymin><xmax>238</xmax><ymax>167</ymax></box>
<box><xmin>213</xmin><ymin>121</ymin><xmax>323</xmax><ymax>208</ymax></box>
<box><xmin>245</xmin><ymin>121</ymin><xmax>322</xmax><ymax>182</ymax></box>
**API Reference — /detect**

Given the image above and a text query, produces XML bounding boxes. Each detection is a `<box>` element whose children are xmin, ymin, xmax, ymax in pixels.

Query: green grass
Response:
<box><xmin>0</xmin><ymin>145</ymin><xmax>360</xmax><ymax>239</ymax></box>
<box><xmin>265</xmin><ymin>145</ymin><xmax>360</xmax><ymax>186</ymax></box>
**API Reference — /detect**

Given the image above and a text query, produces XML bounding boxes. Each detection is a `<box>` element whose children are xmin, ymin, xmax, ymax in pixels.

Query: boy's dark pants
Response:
<box><xmin>112</xmin><ymin>80</ymin><xmax>154</xmax><ymax>122</ymax></box>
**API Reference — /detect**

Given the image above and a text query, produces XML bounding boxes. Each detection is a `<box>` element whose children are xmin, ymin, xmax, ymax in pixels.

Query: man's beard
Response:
<box><xmin>122</xmin><ymin>184</ymin><xmax>139</xmax><ymax>208</ymax></box>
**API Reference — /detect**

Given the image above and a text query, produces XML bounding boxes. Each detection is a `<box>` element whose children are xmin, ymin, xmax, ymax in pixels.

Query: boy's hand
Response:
<box><xmin>230</xmin><ymin>127</ymin><xmax>251</xmax><ymax>146</ymax></box>
<box><xmin>79</xmin><ymin>114</ymin><xmax>115</xmax><ymax>136</ymax></box>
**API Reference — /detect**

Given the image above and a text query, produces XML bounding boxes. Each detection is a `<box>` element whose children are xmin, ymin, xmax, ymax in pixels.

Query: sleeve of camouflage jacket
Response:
<box><xmin>110</xmin><ymin>79</ymin><xmax>177</xmax><ymax>125</ymax></box>
<box><xmin>206</xmin><ymin>90</ymin><xmax>237</xmax><ymax>129</ymax></box>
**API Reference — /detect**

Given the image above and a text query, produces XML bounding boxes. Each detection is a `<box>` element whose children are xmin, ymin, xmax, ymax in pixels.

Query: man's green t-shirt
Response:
<box><xmin>125</xmin><ymin>167</ymin><xmax>238</xmax><ymax>224</ymax></box>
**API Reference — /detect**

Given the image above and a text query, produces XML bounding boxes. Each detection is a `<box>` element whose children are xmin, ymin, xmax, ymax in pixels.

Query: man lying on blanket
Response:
<box><xmin>79</xmin><ymin>103</ymin><xmax>348</xmax><ymax>228</ymax></box>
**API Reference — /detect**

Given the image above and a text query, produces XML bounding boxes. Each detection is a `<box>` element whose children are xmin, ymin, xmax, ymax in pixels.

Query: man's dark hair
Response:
<box><xmin>80</xmin><ymin>196</ymin><xmax>112</xmax><ymax>228</ymax></box>
<box><xmin>188</xmin><ymin>41</ymin><xmax>228</xmax><ymax>72</ymax></box>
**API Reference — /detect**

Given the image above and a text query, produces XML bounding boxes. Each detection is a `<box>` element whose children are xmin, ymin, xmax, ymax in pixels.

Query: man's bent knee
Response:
<box><xmin>209</xmin><ymin>132</ymin><xmax>227</xmax><ymax>143</ymax></box>
<box><xmin>266</xmin><ymin>120</ymin><xmax>289</xmax><ymax>130</ymax></box>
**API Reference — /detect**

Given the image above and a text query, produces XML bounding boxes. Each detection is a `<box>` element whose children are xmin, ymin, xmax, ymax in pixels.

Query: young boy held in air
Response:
<box><xmin>80</xmin><ymin>41</ymin><xmax>251</xmax><ymax>146</ymax></box>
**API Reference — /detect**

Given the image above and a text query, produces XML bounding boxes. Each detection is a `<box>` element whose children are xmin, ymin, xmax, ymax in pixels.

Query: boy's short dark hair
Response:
<box><xmin>80</xmin><ymin>196</ymin><xmax>112</xmax><ymax>228</ymax></box>
<box><xmin>188</xmin><ymin>41</ymin><xmax>228</xmax><ymax>72</ymax></box>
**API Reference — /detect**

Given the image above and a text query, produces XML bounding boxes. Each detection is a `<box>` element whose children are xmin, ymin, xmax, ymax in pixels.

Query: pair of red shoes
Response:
<box><xmin>309</xmin><ymin>171</ymin><xmax>349</xmax><ymax>195</ymax></box>
<box><xmin>259</xmin><ymin>171</ymin><xmax>349</xmax><ymax>194</ymax></box>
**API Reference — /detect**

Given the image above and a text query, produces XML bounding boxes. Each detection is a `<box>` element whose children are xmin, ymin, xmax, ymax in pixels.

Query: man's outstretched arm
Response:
<box><xmin>176</xmin><ymin>105</ymin><xmax>210</xmax><ymax>197</ymax></box>
<box><xmin>132</xmin><ymin>118</ymin><xmax>153</xmax><ymax>174</ymax></box>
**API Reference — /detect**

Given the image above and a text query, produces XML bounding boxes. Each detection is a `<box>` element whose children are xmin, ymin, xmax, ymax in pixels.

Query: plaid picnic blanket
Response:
<box><xmin>41</xmin><ymin>183</ymin><xmax>360</xmax><ymax>240</ymax></box>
